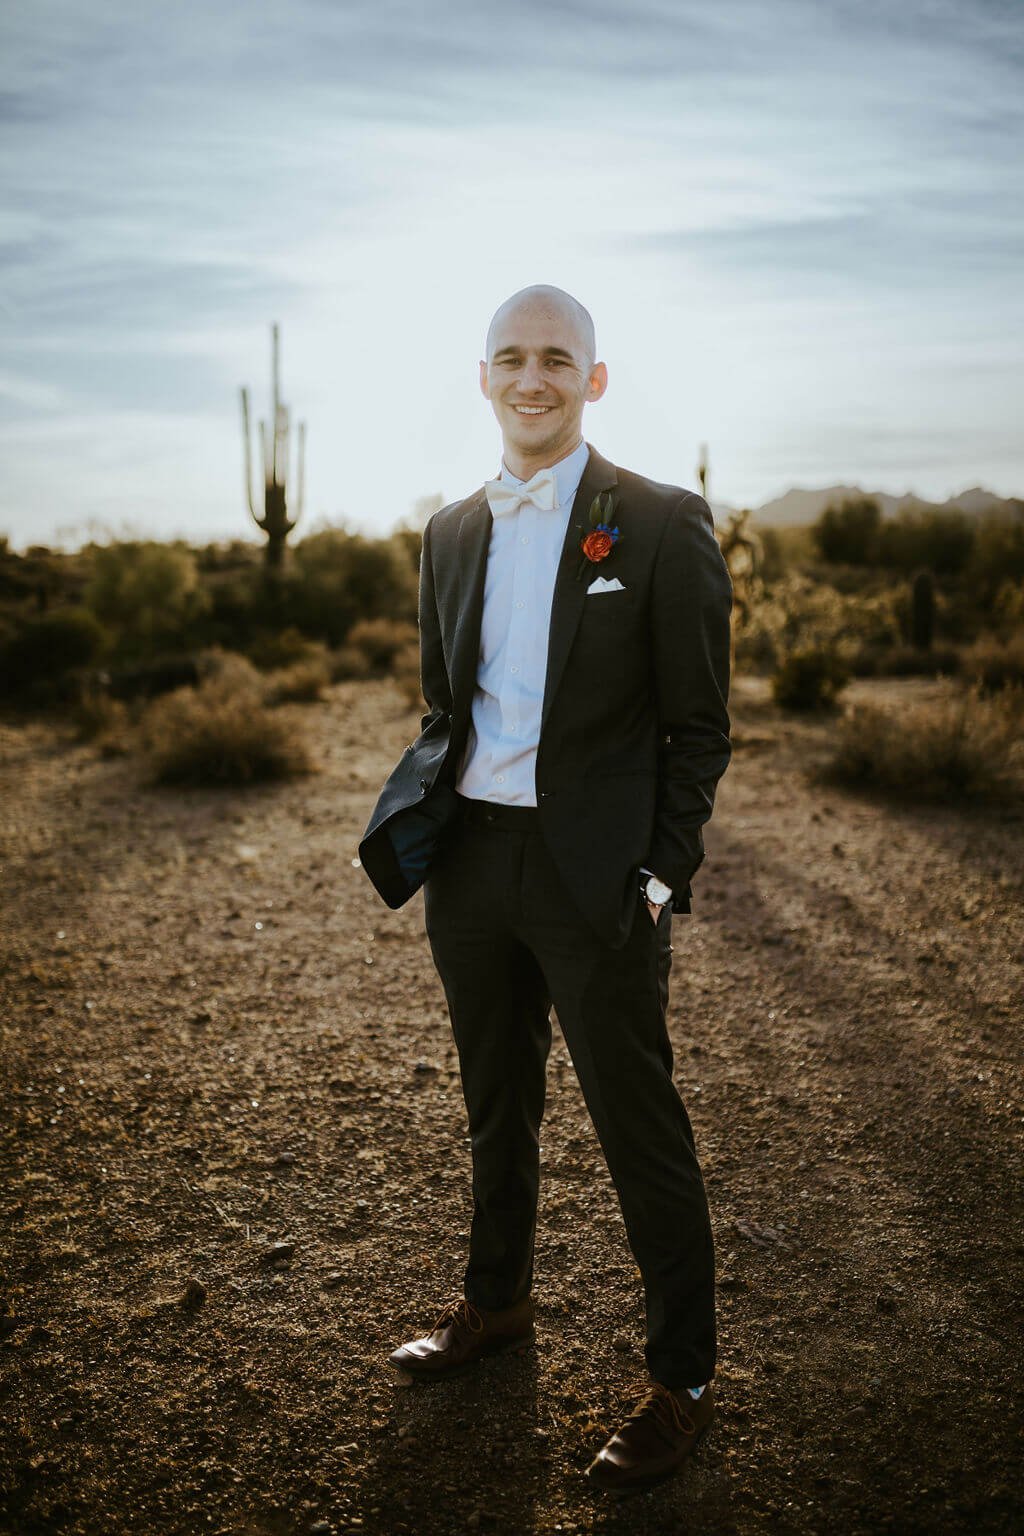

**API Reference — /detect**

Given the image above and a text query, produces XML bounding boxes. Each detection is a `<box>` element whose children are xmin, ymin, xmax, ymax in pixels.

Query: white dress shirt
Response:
<box><xmin>453</xmin><ymin>438</ymin><xmax>672</xmax><ymax>903</ymax></box>
<box><xmin>455</xmin><ymin>438</ymin><xmax>590</xmax><ymax>806</ymax></box>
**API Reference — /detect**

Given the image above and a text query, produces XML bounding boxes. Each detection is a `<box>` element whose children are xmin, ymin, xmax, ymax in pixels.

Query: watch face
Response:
<box><xmin>645</xmin><ymin>876</ymin><xmax>672</xmax><ymax>905</ymax></box>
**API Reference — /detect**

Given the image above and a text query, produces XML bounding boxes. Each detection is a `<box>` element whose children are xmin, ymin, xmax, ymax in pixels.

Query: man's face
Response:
<box><xmin>480</xmin><ymin>299</ymin><xmax>607</xmax><ymax>474</ymax></box>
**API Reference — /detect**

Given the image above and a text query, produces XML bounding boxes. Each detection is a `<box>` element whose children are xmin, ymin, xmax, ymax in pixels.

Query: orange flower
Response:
<box><xmin>582</xmin><ymin>529</ymin><xmax>614</xmax><ymax>562</ymax></box>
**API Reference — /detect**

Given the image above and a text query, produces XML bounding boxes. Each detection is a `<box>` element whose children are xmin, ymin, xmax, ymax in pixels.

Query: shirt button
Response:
<box><xmin>520</xmin><ymin>536</ymin><xmax>529</xmax><ymax>545</ymax></box>
<box><xmin>510</xmin><ymin>665</ymin><xmax>519</xmax><ymax>673</ymax></box>
<box><xmin>495</xmin><ymin>773</ymin><xmax>505</xmax><ymax>783</ymax></box>
<box><xmin>516</xmin><ymin>601</ymin><xmax>525</xmax><ymax>610</ymax></box>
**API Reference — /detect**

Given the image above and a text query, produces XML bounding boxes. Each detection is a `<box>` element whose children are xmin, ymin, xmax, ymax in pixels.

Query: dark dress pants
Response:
<box><xmin>422</xmin><ymin>793</ymin><xmax>716</xmax><ymax>1389</ymax></box>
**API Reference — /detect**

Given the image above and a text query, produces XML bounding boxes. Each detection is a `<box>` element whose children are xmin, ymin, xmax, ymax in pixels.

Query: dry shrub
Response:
<box><xmin>961</xmin><ymin>631</ymin><xmax>1024</xmax><ymax>692</ymax></box>
<box><xmin>851</xmin><ymin>643</ymin><xmax>961</xmax><ymax>679</ymax></box>
<box><xmin>392</xmin><ymin>641</ymin><xmax>424</xmax><ymax>709</ymax></box>
<box><xmin>345</xmin><ymin>617</ymin><xmax>418</xmax><ymax>675</ymax></box>
<box><xmin>772</xmin><ymin>648</ymin><xmax>850</xmax><ymax>710</ymax></box>
<box><xmin>141</xmin><ymin>655</ymin><xmax>312</xmax><ymax>786</ymax></box>
<box><xmin>826</xmin><ymin>686</ymin><xmax>1023</xmax><ymax>803</ymax></box>
<box><xmin>72</xmin><ymin>686</ymin><xmax>132</xmax><ymax>756</ymax></box>
<box><xmin>265</xmin><ymin>654</ymin><xmax>331</xmax><ymax>705</ymax></box>
<box><xmin>330</xmin><ymin>644</ymin><xmax>373</xmax><ymax>682</ymax></box>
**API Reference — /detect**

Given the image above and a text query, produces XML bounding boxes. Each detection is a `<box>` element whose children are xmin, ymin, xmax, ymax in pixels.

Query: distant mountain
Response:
<box><xmin>716</xmin><ymin>483</ymin><xmax>1021</xmax><ymax>528</ymax></box>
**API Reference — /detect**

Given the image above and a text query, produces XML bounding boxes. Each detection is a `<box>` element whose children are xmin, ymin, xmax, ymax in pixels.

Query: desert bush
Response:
<box><xmin>85</xmin><ymin>541</ymin><xmax>209</xmax><ymax>654</ymax></box>
<box><xmin>0</xmin><ymin>607</ymin><xmax>108</xmax><ymax>700</ymax></box>
<box><xmin>391</xmin><ymin>641</ymin><xmax>424</xmax><ymax>708</ymax></box>
<box><xmin>772</xmin><ymin>647</ymin><xmax>850</xmax><ymax>710</ymax></box>
<box><xmin>849</xmin><ymin>643</ymin><xmax>961</xmax><ymax>679</ymax></box>
<box><xmin>825</xmin><ymin>686</ymin><xmax>1023</xmax><ymax>802</ymax></box>
<box><xmin>102</xmin><ymin>652</ymin><xmax>200</xmax><ymax>702</ymax></box>
<box><xmin>344</xmin><ymin>617</ymin><xmax>419</xmax><ymax>674</ymax></box>
<box><xmin>967</xmin><ymin>508</ymin><xmax>1024</xmax><ymax>606</ymax></box>
<box><xmin>265</xmin><ymin>654</ymin><xmax>331</xmax><ymax>705</ymax></box>
<box><xmin>72</xmin><ymin>683</ymin><xmax>131</xmax><ymax>747</ymax></box>
<box><xmin>140</xmin><ymin>657</ymin><xmax>311</xmax><ymax>785</ymax></box>
<box><xmin>247</xmin><ymin>625</ymin><xmax>322</xmax><ymax>672</ymax></box>
<box><xmin>737</xmin><ymin>576</ymin><xmax>900</xmax><ymax>674</ymax></box>
<box><xmin>876</xmin><ymin>508</ymin><xmax>975</xmax><ymax>575</ymax></box>
<box><xmin>961</xmin><ymin>632</ymin><xmax>1024</xmax><ymax>693</ymax></box>
<box><xmin>330</xmin><ymin>644</ymin><xmax>374</xmax><ymax>682</ymax></box>
<box><xmin>291</xmin><ymin>531</ymin><xmax>417</xmax><ymax>645</ymax></box>
<box><xmin>813</xmin><ymin>497</ymin><xmax>882</xmax><ymax>565</ymax></box>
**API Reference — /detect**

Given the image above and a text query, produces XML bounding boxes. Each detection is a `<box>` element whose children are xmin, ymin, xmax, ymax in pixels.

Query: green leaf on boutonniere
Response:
<box><xmin>588</xmin><ymin>490</ymin><xmax>617</xmax><ymax>528</ymax></box>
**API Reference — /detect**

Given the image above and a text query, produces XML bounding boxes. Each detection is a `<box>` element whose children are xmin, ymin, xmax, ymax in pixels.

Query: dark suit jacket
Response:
<box><xmin>357</xmin><ymin>443</ymin><xmax>733</xmax><ymax>949</ymax></box>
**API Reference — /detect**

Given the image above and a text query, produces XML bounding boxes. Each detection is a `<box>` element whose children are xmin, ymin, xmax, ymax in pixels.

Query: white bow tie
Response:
<box><xmin>484</xmin><ymin>467</ymin><xmax>559</xmax><ymax>519</ymax></box>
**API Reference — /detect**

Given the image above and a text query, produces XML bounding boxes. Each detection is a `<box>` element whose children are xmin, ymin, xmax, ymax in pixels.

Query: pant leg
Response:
<box><xmin>423</xmin><ymin>819</ymin><xmax>552</xmax><ymax>1310</ymax></box>
<box><xmin>517</xmin><ymin>831</ymin><xmax>717</xmax><ymax>1388</ymax></box>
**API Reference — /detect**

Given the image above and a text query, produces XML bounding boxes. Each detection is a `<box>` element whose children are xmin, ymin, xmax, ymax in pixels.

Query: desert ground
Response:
<box><xmin>1</xmin><ymin>675</ymin><xmax>1022</xmax><ymax>1536</ymax></box>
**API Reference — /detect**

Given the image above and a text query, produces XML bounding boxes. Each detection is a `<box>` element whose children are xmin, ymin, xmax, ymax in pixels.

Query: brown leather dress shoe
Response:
<box><xmin>387</xmin><ymin>1295</ymin><xmax>535</xmax><ymax>1381</ymax></box>
<box><xmin>585</xmin><ymin>1380</ymin><xmax>714</xmax><ymax>1495</ymax></box>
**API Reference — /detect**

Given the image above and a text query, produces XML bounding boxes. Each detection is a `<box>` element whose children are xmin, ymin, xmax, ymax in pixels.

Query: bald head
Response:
<box><xmin>485</xmin><ymin>285</ymin><xmax>596</xmax><ymax>369</ymax></box>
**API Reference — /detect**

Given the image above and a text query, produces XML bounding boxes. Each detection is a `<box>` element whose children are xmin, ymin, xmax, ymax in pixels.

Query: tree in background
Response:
<box><xmin>813</xmin><ymin>496</ymin><xmax>882</xmax><ymax>565</ymax></box>
<box><xmin>85</xmin><ymin>541</ymin><xmax>208</xmax><ymax>657</ymax></box>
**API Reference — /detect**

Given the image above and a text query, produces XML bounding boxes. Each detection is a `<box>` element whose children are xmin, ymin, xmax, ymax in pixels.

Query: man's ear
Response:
<box><xmin>479</xmin><ymin>360</ymin><xmax>491</xmax><ymax>400</ymax></box>
<box><xmin>586</xmin><ymin>360</ymin><xmax>609</xmax><ymax>403</ymax></box>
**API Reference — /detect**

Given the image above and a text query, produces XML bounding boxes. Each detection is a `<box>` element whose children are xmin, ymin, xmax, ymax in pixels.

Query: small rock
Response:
<box><xmin>274</xmin><ymin>1151</ymin><xmax>297</xmax><ymax>1166</ymax></box>
<box><xmin>180</xmin><ymin>1278</ymin><xmax>207</xmax><ymax>1309</ymax></box>
<box><xmin>612</xmin><ymin>1336</ymin><xmax>632</xmax><ymax>1353</ymax></box>
<box><xmin>260</xmin><ymin>1241</ymin><xmax>296</xmax><ymax>1265</ymax></box>
<box><xmin>413</xmin><ymin>1060</ymin><xmax>438</xmax><ymax>1075</ymax></box>
<box><xmin>321</xmin><ymin>1272</ymin><xmax>346</xmax><ymax>1290</ymax></box>
<box><xmin>718</xmin><ymin>1274</ymin><xmax>749</xmax><ymax>1293</ymax></box>
<box><xmin>310</xmin><ymin>1523</ymin><xmax>331</xmax><ymax>1535</ymax></box>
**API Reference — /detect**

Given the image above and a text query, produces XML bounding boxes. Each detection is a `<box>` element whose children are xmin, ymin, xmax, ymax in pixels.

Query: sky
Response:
<box><xmin>1</xmin><ymin>0</ymin><xmax>1022</xmax><ymax>550</ymax></box>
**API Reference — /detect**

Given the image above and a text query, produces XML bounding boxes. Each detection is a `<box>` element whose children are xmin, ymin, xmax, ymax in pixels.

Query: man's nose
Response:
<box><xmin>517</xmin><ymin>358</ymin><xmax>546</xmax><ymax>393</ymax></box>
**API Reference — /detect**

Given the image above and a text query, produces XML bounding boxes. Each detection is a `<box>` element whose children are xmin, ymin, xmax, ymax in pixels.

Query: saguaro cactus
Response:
<box><xmin>240</xmin><ymin>324</ymin><xmax>306</xmax><ymax>570</ymax></box>
<box><xmin>911</xmin><ymin>568</ymin><xmax>935</xmax><ymax>650</ymax></box>
<box><xmin>696</xmin><ymin>441</ymin><xmax>709</xmax><ymax>500</ymax></box>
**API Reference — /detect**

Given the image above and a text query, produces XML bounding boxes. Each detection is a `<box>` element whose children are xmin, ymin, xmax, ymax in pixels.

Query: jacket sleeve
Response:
<box><xmin>417</xmin><ymin>513</ymin><xmax>453</xmax><ymax>737</ymax></box>
<box><xmin>644</xmin><ymin>491</ymin><xmax>733</xmax><ymax>911</ymax></box>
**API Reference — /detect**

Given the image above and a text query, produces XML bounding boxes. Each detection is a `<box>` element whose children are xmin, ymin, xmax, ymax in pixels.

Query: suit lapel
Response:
<box><xmin>540</xmin><ymin>444</ymin><xmax>617</xmax><ymax>734</ymax></box>
<box><xmin>449</xmin><ymin>488</ymin><xmax>492</xmax><ymax>719</ymax></box>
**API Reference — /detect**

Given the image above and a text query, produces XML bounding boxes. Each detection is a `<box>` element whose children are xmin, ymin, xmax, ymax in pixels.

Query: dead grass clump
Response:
<box><xmin>141</xmin><ymin>660</ymin><xmax>312</xmax><ymax>785</ymax></box>
<box><xmin>344</xmin><ymin>617</ymin><xmax>418</xmax><ymax>675</ymax></box>
<box><xmin>73</xmin><ymin>685</ymin><xmax>131</xmax><ymax>753</ymax></box>
<box><xmin>265</xmin><ymin>655</ymin><xmax>331</xmax><ymax>705</ymax></box>
<box><xmin>391</xmin><ymin>642</ymin><xmax>424</xmax><ymax>709</ymax></box>
<box><xmin>962</xmin><ymin>631</ymin><xmax>1024</xmax><ymax>693</ymax></box>
<box><xmin>826</xmin><ymin>685</ymin><xmax>1023</xmax><ymax>803</ymax></box>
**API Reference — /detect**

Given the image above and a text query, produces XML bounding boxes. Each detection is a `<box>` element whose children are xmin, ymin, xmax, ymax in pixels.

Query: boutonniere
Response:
<box><xmin>576</xmin><ymin>490</ymin><xmax>622</xmax><ymax>579</ymax></box>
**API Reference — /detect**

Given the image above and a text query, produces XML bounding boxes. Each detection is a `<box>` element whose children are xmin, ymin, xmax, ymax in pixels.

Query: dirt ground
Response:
<box><xmin>1</xmin><ymin>674</ymin><xmax>1022</xmax><ymax>1536</ymax></box>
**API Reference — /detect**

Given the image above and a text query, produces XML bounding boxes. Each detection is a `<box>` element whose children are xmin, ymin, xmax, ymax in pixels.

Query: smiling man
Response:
<box><xmin>358</xmin><ymin>284</ymin><xmax>733</xmax><ymax>1494</ymax></box>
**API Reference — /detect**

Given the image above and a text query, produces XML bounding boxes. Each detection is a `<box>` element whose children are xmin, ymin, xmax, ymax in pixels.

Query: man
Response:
<box><xmin>358</xmin><ymin>284</ymin><xmax>732</xmax><ymax>1494</ymax></box>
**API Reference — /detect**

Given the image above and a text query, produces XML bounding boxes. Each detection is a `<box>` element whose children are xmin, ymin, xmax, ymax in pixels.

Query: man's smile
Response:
<box><xmin>513</xmin><ymin>405</ymin><xmax>554</xmax><ymax>415</ymax></box>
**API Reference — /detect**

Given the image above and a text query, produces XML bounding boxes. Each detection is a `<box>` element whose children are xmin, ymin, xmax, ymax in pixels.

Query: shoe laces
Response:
<box><xmin>623</xmin><ymin>1381</ymin><xmax>695</xmax><ymax>1438</ymax></box>
<box><xmin>430</xmin><ymin>1297</ymin><xmax>484</xmax><ymax>1337</ymax></box>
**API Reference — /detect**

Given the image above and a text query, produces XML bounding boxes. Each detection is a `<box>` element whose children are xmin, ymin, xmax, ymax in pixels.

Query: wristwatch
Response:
<box><xmin>641</xmin><ymin>873</ymin><xmax>673</xmax><ymax>907</ymax></box>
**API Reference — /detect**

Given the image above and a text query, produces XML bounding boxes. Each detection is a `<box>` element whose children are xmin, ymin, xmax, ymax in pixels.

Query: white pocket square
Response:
<box><xmin>586</xmin><ymin>576</ymin><xmax>626</xmax><ymax>594</ymax></box>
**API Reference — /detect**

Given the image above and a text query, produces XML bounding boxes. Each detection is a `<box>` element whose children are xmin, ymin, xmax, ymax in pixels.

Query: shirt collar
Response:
<box><xmin>498</xmin><ymin>437</ymin><xmax>591</xmax><ymax>511</ymax></box>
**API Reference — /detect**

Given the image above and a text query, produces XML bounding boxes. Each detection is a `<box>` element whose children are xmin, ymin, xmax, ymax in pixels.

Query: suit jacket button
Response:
<box><xmin>419</xmin><ymin>779</ymin><xmax>429</xmax><ymax>794</ymax></box>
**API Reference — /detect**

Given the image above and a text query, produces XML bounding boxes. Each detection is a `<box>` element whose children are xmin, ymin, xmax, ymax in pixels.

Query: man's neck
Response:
<box><xmin>502</xmin><ymin>436</ymin><xmax>585</xmax><ymax>481</ymax></box>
